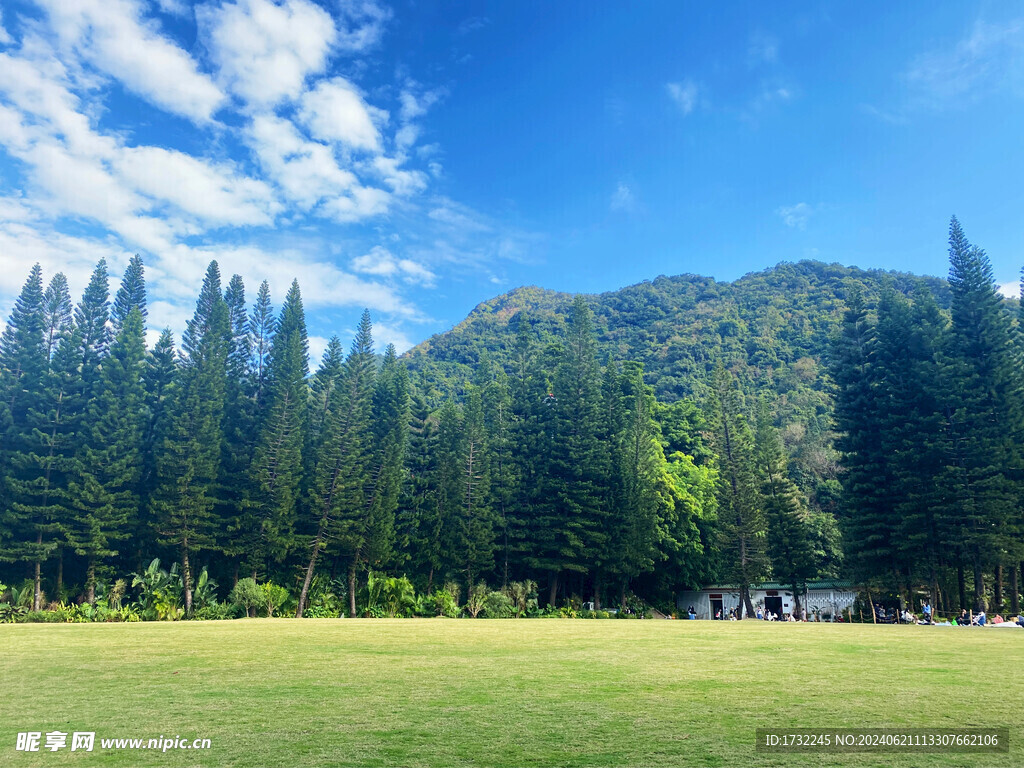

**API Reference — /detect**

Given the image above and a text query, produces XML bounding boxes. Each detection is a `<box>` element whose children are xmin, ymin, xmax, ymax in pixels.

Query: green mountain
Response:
<box><xmin>404</xmin><ymin>260</ymin><xmax>951</xmax><ymax>515</ymax></box>
<box><xmin>406</xmin><ymin>259</ymin><xmax>948</xmax><ymax>405</ymax></box>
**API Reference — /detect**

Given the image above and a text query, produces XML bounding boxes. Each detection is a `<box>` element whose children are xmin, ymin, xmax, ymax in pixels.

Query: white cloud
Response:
<box><xmin>0</xmin><ymin>220</ymin><xmax>132</xmax><ymax>306</ymax></box>
<box><xmin>370</xmin><ymin>155</ymin><xmax>427</xmax><ymax>196</ymax></box>
<box><xmin>610</xmin><ymin>182</ymin><xmax>635</xmax><ymax>212</ymax></box>
<box><xmin>247</xmin><ymin>114</ymin><xmax>358</xmax><ymax>208</ymax></box>
<box><xmin>997</xmin><ymin>281</ymin><xmax>1020</xmax><ymax>299</ymax></box>
<box><xmin>333</xmin><ymin>0</ymin><xmax>391</xmax><ymax>53</ymax></box>
<box><xmin>37</xmin><ymin>0</ymin><xmax>225</xmax><ymax>123</ymax></box>
<box><xmin>298</xmin><ymin>77</ymin><xmax>382</xmax><ymax>152</ymax></box>
<box><xmin>319</xmin><ymin>185</ymin><xmax>390</xmax><ymax>223</ymax></box>
<box><xmin>155</xmin><ymin>0</ymin><xmax>191</xmax><ymax>17</ymax></box>
<box><xmin>371</xmin><ymin>321</ymin><xmax>413</xmax><ymax>353</ymax></box>
<box><xmin>198</xmin><ymin>0</ymin><xmax>337</xmax><ymax>108</ymax></box>
<box><xmin>667</xmin><ymin>80</ymin><xmax>698</xmax><ymax>114</ymax></box>
<box><xmin>776</xmin><ymin>202</ymin><xmax>812</xmax><ymax>229</ymax></box>
<box><xmin>307</xmin><ymin>334</ymin><xmax>331</xmax><ymax>363</ymax></box>
<box><xmin>350</xmin><ymin>245</ymin><xmax>435</xmax><ymax>286</ymax></box>
<box><xmin>114</xmin><ymin>145</ymin><xmax>280</xmax><ymax>227</ymax></box>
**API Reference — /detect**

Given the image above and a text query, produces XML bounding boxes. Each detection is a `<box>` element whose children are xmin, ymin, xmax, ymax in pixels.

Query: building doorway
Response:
<box><xmin>764</xmin><ymin>595</ymin><xmax>783</xmax><ymax>618</ymax></box>
<box><xmin>709</xmin><ymin>597</ymin><xmax>724</xmax><ymax>619</ymax></box>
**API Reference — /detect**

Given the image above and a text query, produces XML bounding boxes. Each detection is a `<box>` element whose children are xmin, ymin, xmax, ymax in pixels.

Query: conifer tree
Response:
<box><xmin>219</xmin><ymin>274</ymin><xmax>256</xmax><ymax>576</ymax></box>
<box><xmin>296</xmin><ymin>337</ymin><xmax>349</xmax><ymax>617</ymax></box>
<box><xmin>609</xmin><ymin>362</ymin><xmax>663</xmax><ymax>605</ymax></box>
<box><xmin>74</xmin><ymin>260</ymin><xmax>112</xmax><ymax>398</ymax></box>
<box><xmin>152</xmin><ymin>288</ymin><xmax>229</xmax><ymax>615</ymax></box>
<box><xmin>65</xmin><ymin>308</ymin><xmax>145</xmax><ymax>602</ymax></box>
<box><xmin>111</xmin><ymin>254</ymin><xmax>147</xmax><ymax>331</ymax></box>
<box><xmin>755</xmin><ymin>400</ymin><xmax>816</xmax><ymax>618</ymax></box>
<box><xmin>249</xmin><ymin>280</ymin><xmax>276</xmax><ymax>411</ymax></box>
<box><xmin>331</xmin><ymin>310</ymin><xmax>377</xmax><ymax>616</ymax></box>
<box><xmin>361</xmin><ymin>345</ymin><xmax>410</xmax><ymax>574</ymax></box>
<box><xmin>831</xmin><ymin>287</ymin><xmax>894</xmax><ymax>585</ymax></box>
<box><xmin>943</xmin><ymin>217</ymin><xmax>1023</xmax><ymax>611</ymax></box>
<box><xmin>708</xmin><ymin>364</ymin><xmax>767</xmax><ymax>618</ymax></box>
<box><xmin>248</xmin><ymin>279</ymin><xmax>308</xmax><ymax>573</ymax></box>
<box><xmin>396</xmin><ymin>392</ymin><xmax>438</xmax><ymax>587</ymax></box>
<box><xmin>138</xmin><ymin>329</ymin><xmax>178</xmax><ymax>564</ymax></box>
<box><xmin>0</xmin><ymin>265</ymin><xmax>53</xmax><ymax>606</ymax></box>
<box><xmin>41</xmin><ymin>273</ymin><xmax>73</xmax><ymax>361</ymax></box>
<box><xmin>456</xmin><ymin>386</ymin><xmax>495</xmax><ymax>589</ymax></box>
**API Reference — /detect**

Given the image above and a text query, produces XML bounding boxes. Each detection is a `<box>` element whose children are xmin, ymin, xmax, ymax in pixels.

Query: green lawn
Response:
<box><xmin>2</xmin><ymin>619</ymin><xmax>1021</xmax><ymax>767</ymax></box>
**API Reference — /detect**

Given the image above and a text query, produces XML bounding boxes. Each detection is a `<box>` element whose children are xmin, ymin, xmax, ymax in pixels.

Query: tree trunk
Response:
<box><xmin>957</xmin><ymin>562</ymin><xmax>967</xmax><ymax>612</ymax></box>
<box><xmin>972</xmin><ymin>557</ymin><xmax>986</xmax><ymax>613</ymax></box>
<box><xmin>741</xmin><ymin>585</ymin><xmax>755</xmax><ymax>619</ymax></box>
<box><xmin>1010</xmin><ymin>566</ymin><xmax>1020</xmax><ymax>615</ymax></box>
<box><xmin>86</xmin><ymin>559</ymin><xmax>96</xmax><ymax>605</ymax></box>
<box><xmin>348</xmin><ymin>561</ymin><xmax>357</xmax><ymax>618</ymax></box>
<box><xmin>425</xmin><ymin>566</ymin><xmax>434</xmax><ymax>596</ymax></box>
<box><xmin>994</xmin><ymin>565</ymin><xmax>1003</xmax><ymax>612</ymax></box>
<box><xmin>296</xmin><ymin>518</ymin><xmax>328</xmax><ymax>618</ymax></box>
<box><xmin>791</xmin><ymin>581</ymin><xmax>801</xmax><ymax>620</ymax></box>
<box><xmin>33</xmin><ymin>539</ymin><xmax>42</xmax><ymax>611</ymax></box>
<box><xmin>593</xmin><ymin>569</ymin><xmax>602</xmax><ymax>611</ymax></box>
<box><xmin>620</xmin><ymin>580</ymin><xmax>626</xmax><ymax>612</ymax></box>
<box><xmin>232</xmin><ymin>562</ymin><xmax>239</xmax><ymax>590</ymax></box>
<box><xmin>182</xmin><ymin>544</ymin><xmax>193</xmax><ymax>617</ymax></box>
<box><xmin>548</xmin><ymin>573</ymin><xmax>559</xmax><ymax>608</ymax></box>
<box><xmin>56</xmin><ymin>547</ymin><xmax>64</xmax><ymax>598</ymax></box>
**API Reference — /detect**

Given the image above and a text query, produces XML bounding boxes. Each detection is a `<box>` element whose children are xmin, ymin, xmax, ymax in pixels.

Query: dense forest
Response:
<box><xmin>0</xmin><ymin>217</ymin><xmax>1021</xmax><ymax>620</ymax></box>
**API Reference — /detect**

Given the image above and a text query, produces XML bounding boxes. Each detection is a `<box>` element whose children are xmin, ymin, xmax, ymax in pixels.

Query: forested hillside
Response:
<box><xmin>406</xmin><ymin>260</ymin><xmax>949</xmax><ymax>518</ymax></box>
<box><xmin>407</xmin><ymin>260</ymin><xmax>949</xmax><ymax>407</ymax></box>
<box><xmin>1</xmin><ymin>224</ymin><xmax>1019</xmax><ymax>623</ymax></box>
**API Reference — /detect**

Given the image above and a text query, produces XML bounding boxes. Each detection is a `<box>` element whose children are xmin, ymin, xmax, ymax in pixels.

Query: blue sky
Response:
<box><xmin>1</xmin><ymin>1</ymin><xmax>1023</xmax><ymax>358</ymax></box>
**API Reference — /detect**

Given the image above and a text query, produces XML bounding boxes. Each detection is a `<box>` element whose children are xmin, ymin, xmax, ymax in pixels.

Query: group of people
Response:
<box><xmin>896</xmin><ymin>601</ymin><xmax>1024</xmax><ymax>628</ymax></box>
<box><xmin>684</xmin><ymin>604</ymin><xmax>799</xmax><ymax>621</ymax></box>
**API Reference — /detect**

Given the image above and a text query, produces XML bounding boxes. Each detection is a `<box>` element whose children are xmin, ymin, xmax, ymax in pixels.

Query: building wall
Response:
<box><xmin>678</xmin><ymin>588</ymin><xmax>857</xmax><ymax>620</ymax></box>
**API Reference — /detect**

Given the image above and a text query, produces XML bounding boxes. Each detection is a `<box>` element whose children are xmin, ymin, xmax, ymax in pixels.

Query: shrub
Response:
<box><xmin>230</xmin><ymin>578</ymin><xmax>263</xmax><ymax>618</ymax></box>
<box><xmin>443</xmin><ymin>581</ymin><xmax>462</xmax><ymax>608</ymax></box>
<box><xmin>381</xmin><ymin>576</ymin><xmax>416</xmax><ymax>618</ymax></box>
<box><xmin>193</xmin><ymin>604</ymin><xmax>237</xmax><ymax>621</ymax></box>
<box><xmin>21</xmin><ymin>610</ymin><xmax>63</xmax><ymax>623</ymax></box>
<box><xmin>261</xmin><ymin>582</ymin><xmax>290</xmax><ymax>617</ymax></box>
<box><xmin>505</xmin><ymin>580</ymin><xmax>538</xmax><ymax>618</ymax></box>
<box><xmin>0</xmin><ymin>603</ymin><xmax>27</xmax><ymax>623</ymax></box>
<box><xmin>131</xmin><ymin>559</ymin><xmax>183</xmax><ymax>620</ymax></box>
<box><xmin>464</xmin><ymin>581</ymin><xmax>489</xmax><ymax>618</ymax></box>
<box><xmin>425</xmin><ymin>589</ymin><xmax>458</xmax><ymax>618</ymax></box>
<box><xmin>482</xmin><ymin>590</ymin><xmax>513</xmax><ymax>618</ymax></box>
<box><xmin>192</xmin><ymin>568</ymin><xmax>219</xmax><ymax>610</ymax></box>
<box><xmin>305</xmin><ymin>575</ymin><xmax>345</xmax><ymax>618</ymax></box>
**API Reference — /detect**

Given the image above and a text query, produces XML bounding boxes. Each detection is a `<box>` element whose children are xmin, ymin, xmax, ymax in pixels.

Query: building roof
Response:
<box><xmin>687</xmin><ymin>580</ymin><xmax>856</xmax><ymax>592</ymax></box>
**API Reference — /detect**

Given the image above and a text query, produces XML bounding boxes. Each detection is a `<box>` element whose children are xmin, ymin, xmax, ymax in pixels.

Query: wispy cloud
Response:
<box><xmin>610</xmin><ymin>182</ymin><xmax>635</xmax><ymax>213</ymax></box>
<box><xmin>776</xmin><ymin>202</ymin><xmax>813</xmax><ymax>229</ymax></box>
<box><xmin>748</xmin><ymin>31</ymin><xmax>778</xmax><ymax>65</ymax></box>
<box><xmin>905</xmin><ymin>19</ymin><xmax>1024</xmax><ymax>106</ymax></box>
<box><xmin>666</xmin><ymin>79</ymin><xmax>699</xmax><ymax>114</ymax></box>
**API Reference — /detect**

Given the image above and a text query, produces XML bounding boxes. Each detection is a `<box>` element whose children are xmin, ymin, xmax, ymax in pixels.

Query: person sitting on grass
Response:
<box><xmin>922</xmin><ymin>601</ymin><xmax>932</xmax><ymax>623</ymax></box>
<box><xmin>972</xmin><ymin>610</ymin><xmax>986</xmax><ymax>626</ymax></box>
<box><xmin>959</xmin><ymin>608</ymin><xmax>969</xmax><ymax>626</ymax></box>
<box><xmin>992</xmin><ymin>613</ymin><xmax>1004</xmax><ymax>625</ymax></box>
<box><xmin>756</xmin><ymin>606</ymin><xmax>763</xmax><ymax>620</ymax></box>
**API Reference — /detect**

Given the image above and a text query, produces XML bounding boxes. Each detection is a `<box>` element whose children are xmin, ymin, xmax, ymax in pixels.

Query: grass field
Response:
<box><xmin>2</xmin><ymin>619</ymin><xmax>1021</xmax><ymax>767</ymax></box>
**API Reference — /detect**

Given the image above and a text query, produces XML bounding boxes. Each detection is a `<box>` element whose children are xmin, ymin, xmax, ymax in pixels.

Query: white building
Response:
<box><xmin>677</xmin><ymin>580</ymin><xmax>858</xmax><ymax>620</ymax></box>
